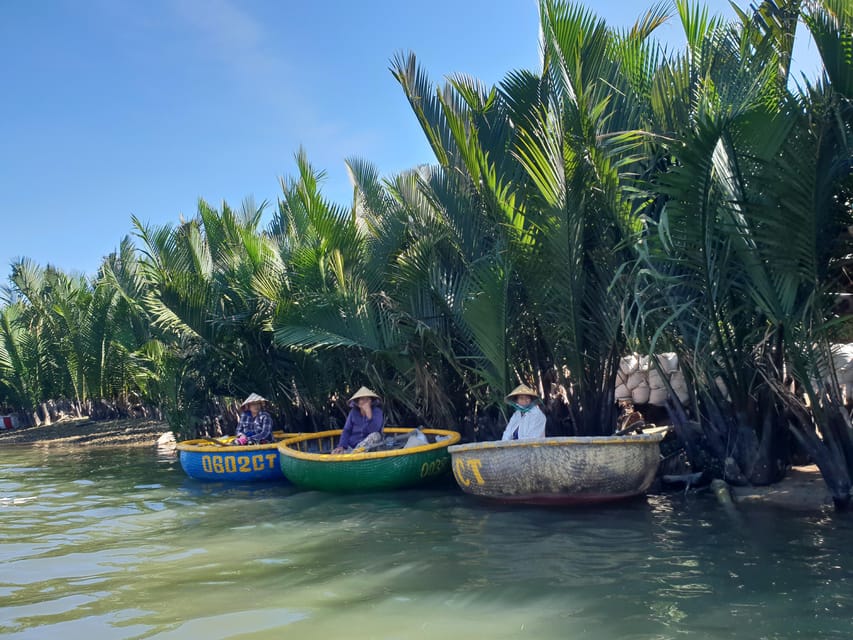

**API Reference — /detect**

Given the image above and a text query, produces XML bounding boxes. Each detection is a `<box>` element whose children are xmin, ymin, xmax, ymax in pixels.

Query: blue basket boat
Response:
<box><xmin>177</xmin><ymin>436</ymin><xmax>288</xmax><ymax>482</ymax></box>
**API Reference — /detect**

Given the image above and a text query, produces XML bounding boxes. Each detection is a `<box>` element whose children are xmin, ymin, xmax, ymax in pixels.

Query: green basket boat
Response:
<box><xmin>277</xmin><ymin>428</ymin><xmax>461</xmax><ymax>492</ymax></box>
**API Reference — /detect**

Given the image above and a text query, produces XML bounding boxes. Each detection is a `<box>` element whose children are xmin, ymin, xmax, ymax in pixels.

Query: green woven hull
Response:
<box><xmin>278</xmin><ymin>428</ymin><xmax>460</xmax><ymax>493</ymax></box>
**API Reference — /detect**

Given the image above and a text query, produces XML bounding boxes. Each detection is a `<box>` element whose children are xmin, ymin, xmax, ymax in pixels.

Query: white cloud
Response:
<box><xmin>167</xmin><ymin>0</ymin><xmax>283</xmax><ymax>79</ymax></box>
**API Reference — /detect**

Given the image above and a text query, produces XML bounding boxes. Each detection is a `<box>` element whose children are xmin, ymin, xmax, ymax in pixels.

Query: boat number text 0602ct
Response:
<box><xmin>201</xmin><ymin>453</ymin><xmax>277</xmax><ymax>474</ymax></box>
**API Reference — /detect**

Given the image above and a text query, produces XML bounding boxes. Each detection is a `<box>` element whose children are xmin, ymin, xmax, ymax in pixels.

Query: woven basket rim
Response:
<box><xmin>177</xmin><ymin>430</ymin><xmax>289</xmax><ymax>452</ymax></box>
<box><xmin>278</xmin><ymin>428</ymin><xmax>460</xmax><ymax>462</ymax></box>
<box><xmin>177</xmin><ymin>439</ymin><xmax>283</xmax><ymax>452</ymax></box>
<box><xmin>448</xmin><ymin>433</ymin><xmax>665</xmax><ymax>454</ymax></box>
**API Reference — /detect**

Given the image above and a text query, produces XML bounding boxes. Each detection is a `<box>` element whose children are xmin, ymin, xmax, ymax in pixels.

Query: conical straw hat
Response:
<box><xmin>504</xmin><ymin>384</ymin><xmax>539</xmax><ymax>403</ymax></box>
<box><xmin>349</xmin><ymin>386</ymin><xmax>381</xmax><ymax>403</ymax></box>
<box><xmin>240</xmin><ymin>392</ymin><xmax>268</xmax><ymax>408</ymax></box>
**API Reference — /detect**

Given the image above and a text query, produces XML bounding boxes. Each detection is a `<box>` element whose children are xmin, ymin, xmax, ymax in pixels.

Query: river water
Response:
<box><xmin>1</xmin><ymin>446</ymin><xmax>851</xmax><ymax>639</ymax></box>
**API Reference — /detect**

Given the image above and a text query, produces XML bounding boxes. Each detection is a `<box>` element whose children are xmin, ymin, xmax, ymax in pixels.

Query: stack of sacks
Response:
<box><xmin>614</xmin><ymin>343</ymin><xmax>853</xmax><ymax>407</ymax></box>
<box><xmin>650</xmin><ymin>353</ymin><xmax>688</xmax><ymax>405</ymax></box>
<box><xmin>614</xmin><ymin>354</ymin><xmax>640</xmax><ymax>402</ymax></box>
<box><xmin>614</xmin><ymin>352</ymin><xmax>688</xmax><ymax>407</ymax></box>
<box><xmin>615</xmin><ymin>354</ymin><xmax>650</xmax><ymax>405</ymax></box>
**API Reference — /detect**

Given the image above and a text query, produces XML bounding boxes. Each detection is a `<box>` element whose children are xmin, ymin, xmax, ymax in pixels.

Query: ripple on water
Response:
<box><xmin>2</xmin><ymin>447</ymin><xmax>853</xmax><ymax>639</ymax></box>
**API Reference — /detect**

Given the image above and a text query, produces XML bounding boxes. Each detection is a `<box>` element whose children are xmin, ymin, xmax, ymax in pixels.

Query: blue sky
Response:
<box><xmin>1</xmin><ymin>0</ymin><xmax>824</xmax><ymax>278</ymax></box>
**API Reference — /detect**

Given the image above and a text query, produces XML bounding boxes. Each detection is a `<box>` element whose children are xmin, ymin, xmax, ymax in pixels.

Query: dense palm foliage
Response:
<box><xmin>0</xmin><ymin>257</ymin><xmax>152</xmax><ymax>419</ymax></box>
<box><xmin>0</xmin><ymin>0</ymin><xmax>851</xmax><ymax>504</ymax></box>
<box><xmin>625</xmin><ymin>0</ymin><xmax>853</xmax><ymax>505</ymax></box>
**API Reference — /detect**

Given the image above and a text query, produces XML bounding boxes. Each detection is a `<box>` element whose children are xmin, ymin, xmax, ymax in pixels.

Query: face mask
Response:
<box><xmin>509</xmin><ymin>401</ymin><xmax>534</xmax><ymax>414</ymax></box>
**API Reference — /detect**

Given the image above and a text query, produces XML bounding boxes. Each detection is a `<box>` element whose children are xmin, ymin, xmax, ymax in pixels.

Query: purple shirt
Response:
<box><xmin>338</xmin><ymin>405</ymin><xmax>384</xmax><ymax>449</ymax></box>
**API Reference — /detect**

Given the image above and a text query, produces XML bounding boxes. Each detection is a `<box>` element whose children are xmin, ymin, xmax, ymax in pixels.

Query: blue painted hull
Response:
<box><xmin>177</xmin><ymin>439</ymin><xmax>287</xmax><ymax>482</ymax></box>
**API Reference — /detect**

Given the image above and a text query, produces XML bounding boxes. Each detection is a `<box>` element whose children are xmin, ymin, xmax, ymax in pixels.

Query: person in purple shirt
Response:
<box><xmin>331</xmin><ymin>387</ymin><xmax>384</xmax><ymax>453</ymax></box>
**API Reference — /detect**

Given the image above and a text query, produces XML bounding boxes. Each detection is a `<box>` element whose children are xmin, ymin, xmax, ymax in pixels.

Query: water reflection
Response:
<box><xmin>1</xmin><ymin>446</ymin><xmax>852</xmax><ymax>639</ymax></box>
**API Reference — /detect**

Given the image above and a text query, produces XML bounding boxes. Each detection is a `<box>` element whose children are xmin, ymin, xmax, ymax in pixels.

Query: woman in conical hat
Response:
<box><xmin>504</xmin><ymin>384</ymin><xmax>538</xmax><ymax>404</ymax></box>
<box><xmin>233</xmin><ymin>392</ymin><xmax>273</xmax><ymax>445</ymax></box>
<box><xmin>500</xmin><ymin>383</ymin><xmax>546</xmax><ymax>441</ymax></box>
<box><xmin>240</xmin><ymin>392</ymin><xmax>268</xmax><ymax>408</ymax></box>
<box><xmin>331</xmin><ymin>386</ymin><xmax>384</xmax><ymax>454</ymax></box>
<box><xmin>348</xmin><ymin>386</ymin><xmax>381</xmax><ymax>404</ymax></box>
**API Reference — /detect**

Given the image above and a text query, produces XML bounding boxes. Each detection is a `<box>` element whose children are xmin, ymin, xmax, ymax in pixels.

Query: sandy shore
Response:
<box><xmin>0</xmin><ymin>417</ymin><xmax>172</xmax><ymax>448</ymax></box>
<box><xmin>0</xmin><ymin>418</ymin><xmax>836</xmax><ymax>511</ymax></box>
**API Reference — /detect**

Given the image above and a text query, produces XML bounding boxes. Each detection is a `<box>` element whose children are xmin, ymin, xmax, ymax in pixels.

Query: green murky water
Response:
<box><xmin>1</xmin><ymin>446</ymin><xmax>851</xmax><ymax>639</ymax></box>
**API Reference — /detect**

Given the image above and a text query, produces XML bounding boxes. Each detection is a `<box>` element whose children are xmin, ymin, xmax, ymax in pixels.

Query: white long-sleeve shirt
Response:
<box><xmin>500</xmin><ymin>405</ymin><xmax>546</xmax><ymax>440</ymax></box>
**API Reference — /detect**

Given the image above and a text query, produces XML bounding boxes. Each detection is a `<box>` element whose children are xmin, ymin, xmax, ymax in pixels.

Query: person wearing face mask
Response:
<box><xmin>500</xmin><ymin>384</ymin><xmax>547</xmax><ymax>441</ymax></box>
<box><xmin>331</xmin><ymin>387</ymin><xmax>385</xmax><ymax>454</ymax></box>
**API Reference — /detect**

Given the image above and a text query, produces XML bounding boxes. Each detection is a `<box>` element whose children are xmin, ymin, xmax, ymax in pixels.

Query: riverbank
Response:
<box><xmin>730</xmin><ymin>464</ymin><xmax>833</xmax><ymax>511</ymax></box>
<box><xmin>0</xmin><ymin>417</ymin><xmax>172</xmax><ymax>448</ymax></box>
<box><xmin>0</xmin><ymin>417</ymin><xmax>834</xmax><ymax>511</ymax></box>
